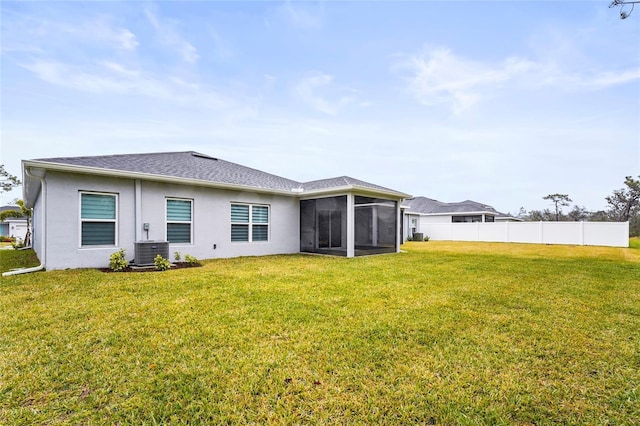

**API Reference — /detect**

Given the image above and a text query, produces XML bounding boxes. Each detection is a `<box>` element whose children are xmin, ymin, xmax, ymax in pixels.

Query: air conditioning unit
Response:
<box><xmin>134</xmin><ymin>241</ymin><xmax>169</xmax><ymax>266</ymax></box>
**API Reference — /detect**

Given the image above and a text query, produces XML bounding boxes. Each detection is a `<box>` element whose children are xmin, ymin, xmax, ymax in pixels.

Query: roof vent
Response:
<box><xmin>191</xmin><ymin>152</ymin><xmax>218</xmax><ymax>160</ymax></box>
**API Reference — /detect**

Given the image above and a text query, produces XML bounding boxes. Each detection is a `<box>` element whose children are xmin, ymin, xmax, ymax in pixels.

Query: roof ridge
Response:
<box><xmin>36</xmin><ymin>150</ymin><xmax>198</xmax><ymax>161</ymax></box>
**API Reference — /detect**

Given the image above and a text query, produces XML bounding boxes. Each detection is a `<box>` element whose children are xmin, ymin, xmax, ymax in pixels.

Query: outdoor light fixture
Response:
<box><xmin>609</xmin><ymin>0</ymin><xmax>640</xmax><ymax>19</ymax></box>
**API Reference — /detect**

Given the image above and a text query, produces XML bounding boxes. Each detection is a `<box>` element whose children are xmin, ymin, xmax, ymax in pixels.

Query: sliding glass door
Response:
<box><xmin>300</xmin><ymin>196</ymin><xmax>347</xmax><ymax>256</ymax></box>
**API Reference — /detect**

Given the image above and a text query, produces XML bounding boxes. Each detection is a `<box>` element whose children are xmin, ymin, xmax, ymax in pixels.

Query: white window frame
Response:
<box><xmin>166</xmin><ymin>197</ymin><xmax>193</xmax><ymax>244</ymax></box>
<box><xmin>79</xmin><ymin>191</ymin><xmax>118</xmax><ymax>248</ymax></box>
<box><xmin>230</xmin><ymin>203</ymin><xmax>270</xmax><ymax>243</ymax></box>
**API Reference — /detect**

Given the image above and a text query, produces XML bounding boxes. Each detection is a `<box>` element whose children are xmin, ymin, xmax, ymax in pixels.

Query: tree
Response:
<box><xmin>567</xmin><ymin>205</ymin><xmax>589</xmax><ymax>222</ymax></box>
<box><xmin>0</xmin><ymin>199</ymin><xmax>32</xmax><ymax>246</ymax></box>
<box><xmin>588</xmin><ymin>210</ymin><xmax>611</xmax><ymax>222</ymax></box>
<box><xmin>525</xmin><ymin>209</ymin><xmax>554</xmax><ymax>221</ymax></box>
<box><xmin>0</xmin><ymin>165</ymin><xmax>21</xmax><ymax>193</ymax></box>
<box><xmin>543</xmin><ymin>194</ymin><xmax>572</xmax><ymax>221</ymax></box>
<box><xmin>605</xmin><ymin>175</ymin><xmax>640</xmax><ymax>222</ymax></box>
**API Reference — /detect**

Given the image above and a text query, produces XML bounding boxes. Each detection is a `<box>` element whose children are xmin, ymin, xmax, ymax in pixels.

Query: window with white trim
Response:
<box><xmin>231</xmin><ymin>203</ymin><xmax>269</xmax><ymax>242</ymax></box>
<box><xmin>166</xmin><ymin>198</ymin><xmax>193</xmax><ymax>244</ymax></box>
<box><xmin>80</xmin><ymin>192</ymin><xmax>117</xmax><ymax>246</ymax></box>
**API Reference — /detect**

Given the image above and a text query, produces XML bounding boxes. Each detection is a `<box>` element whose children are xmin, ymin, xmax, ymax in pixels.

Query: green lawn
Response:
<box><xmin>1</xmin><ymin>242</ymin><xmax>639</xmax><ymax>424</ymax></box>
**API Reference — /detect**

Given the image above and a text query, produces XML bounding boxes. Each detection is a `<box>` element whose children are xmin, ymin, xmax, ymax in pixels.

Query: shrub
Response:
<box><xmin>109</xmin><ymin>249</ymin><xmax>129</xmax><ymax>272</ymax></box>
<box><xmin>406</xmin><ymin>236</ymin><xmax>412</xmax><ymax>242</ymax></box>
<box><xmin>184</xmin><ymin>254</ymin><xmax>200</xmax><ymax>266</ymax></box>
<box><xmin>11</xmin><ymin>238</ymin><xmax>25</xmax><ymax>250</ymax></box>
<box><xmin>1</xmin><ymin>236</ymin><xmax>15</xmax><ymax>243</ymax></box>
<box><xmin>174</xmin><ymin>251</ymin><xmax>182</xmax><ymax>262</ymax></box>
<box><xmin>424</xmin><ymin>235</ymin><xmax>430</xmax><ymax>242</ymax></box>
<box><xmin>154</xmin><ymin>254</ymin><xmax>171</xmax><ymax>271</ymax></box>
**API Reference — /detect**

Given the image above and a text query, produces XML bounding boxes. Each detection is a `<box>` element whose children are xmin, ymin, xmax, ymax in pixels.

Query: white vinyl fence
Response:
<box><xmin>421</xmin><ymin>221</ymin><xmax>629</xmax><ymax>248</ymax></box>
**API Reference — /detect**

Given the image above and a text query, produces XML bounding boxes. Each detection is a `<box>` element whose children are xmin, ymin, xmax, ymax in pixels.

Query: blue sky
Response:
<box><xmin>1</xmin><ymin>1</ymin><xmax>639</xmax><ymax>214</ymax></box>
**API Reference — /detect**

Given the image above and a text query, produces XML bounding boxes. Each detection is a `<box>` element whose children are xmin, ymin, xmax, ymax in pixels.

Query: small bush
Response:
<box><xmin>1</xmin><ymin>236</ymin><xmax>15</xmax><ymax>243</ymax></box>
<box><xmin>109</xmin><ymin>249</ymin><xmax>129</xmax><ymax>272</ymax></box>
<box><xmin>184</xmin><ymin>254</ymin><xmax>200</xmax><ymax>266</ymax></box>
<box><xmin>11</xmin><ymin>238</ymin><xmax>25</xmax><ymax>250</ymax></box>
<box><xmin>406</xmin><ymin>236</ymin><xmax>412</xmax><ymax>242</ymax></box>
<box><xmin>424</xmin><ymin>235</ymin><xmax>430</xmax><ymax>242</ymax></box>
<box><xmin>174</xmin><ymin>251</ymin><xmax>182</xmax><ymax>262</ymax></box>
<box><xmin>154</xmin><ymin>254</ymin><xmax>171</xmax><ymax>271</ymax></box>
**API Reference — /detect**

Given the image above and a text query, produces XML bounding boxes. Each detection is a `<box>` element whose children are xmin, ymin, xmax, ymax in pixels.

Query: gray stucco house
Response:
<box><xmin>21</xmin><ymin>151</ymin><xmax>410</xmax><ymax>270</ymax></box>
<box><xmin>0</xmin><ymin>206</ymin><xmax>29</xmax><ymax>241</ymax></box>
<box><xmin>402</xmin><ymin>196</ymin><xmax>521</xmax><ymax>241</ymax></box>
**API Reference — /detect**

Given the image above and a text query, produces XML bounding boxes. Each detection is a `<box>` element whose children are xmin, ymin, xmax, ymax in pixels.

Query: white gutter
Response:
<box><xmin>298</xmin><ymin>185</ymin><xmax>411</xmax><ymax>200</ymax></box>
<box><xmin>3</xmin><ymin>167</ymin><xmax>46</xmax><ymax>277</ymax></box>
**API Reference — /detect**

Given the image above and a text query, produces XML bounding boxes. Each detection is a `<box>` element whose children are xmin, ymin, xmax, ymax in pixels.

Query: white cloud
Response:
<box><xmin>21</xmin><ymin>61</ymin><xmax>166</xmax><ymax>97</ymax></box>
<box><xmin>396</xmin><ymin>46</ymin><xmax>640</xmax><ymax>114</ymax></box>
<box><xmin>2</xmin><ymin>11</ymin><xmax>139</xmax><ymax>54</ymax></box>
<box><xmin>144</xmin><ymin>8</ymin><xmax>199</xmax><ymax>64</ymax></box>
<box><xmin>277</xmin><ymin>2</ymin><xmax>324</xmax><ymax>29</ymax></box>
<box><xmin>292</xmin><ymin>72</ymin><xmax>358</xmax><ymax>115</ymax></box>
<box><xmin>396</xmin><ymin>47</ymin><xmax>535</xmax><ymax>114</ymax></box>
<box><xmin>19</xmin><ymin>60</ymin><xmax>240</xmax><ymax>111</ymax></box>
<box><xmin>115</xmin><ymin>28</ymin><xmax>138</xmax><ymax>51</ymax></box>
<box><xmin>570</xmin><ymin>69</ymin><xmax>640</xmax><ymax>89</ymax></box>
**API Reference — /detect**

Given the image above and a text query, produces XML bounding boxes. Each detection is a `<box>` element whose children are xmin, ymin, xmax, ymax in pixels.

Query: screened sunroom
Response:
<box><xmin>300</xmin><ymin>194</ymin><xmax>399</xmax><ymax>257</ymax></box>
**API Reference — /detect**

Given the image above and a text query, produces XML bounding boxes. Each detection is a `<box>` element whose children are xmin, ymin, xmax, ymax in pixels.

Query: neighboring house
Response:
<box><xmin>0</xmin><ymin>206</ymin><xmax>29</xmax><ymax>241</ymax></box>
<box><xmin>21</xmin><ymin>151</ymin><xmax>410</xmax><ymax>270</ymax></box>
<box><xmin>402</xmin><ymin>196</ymin><xmax>521</xmax><ymax>241</ymax></box>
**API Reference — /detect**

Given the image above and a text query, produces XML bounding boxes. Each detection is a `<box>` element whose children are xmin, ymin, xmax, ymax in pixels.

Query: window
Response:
<box><xmin>167</xmin><ymin>198</ymin><xmax>192</xmax><ymax>243</ymax></box>
<box><xmin>231</xmin><ymin>203</ymin><xmax>269</xmax><ymax>242</ymax></box>
<box><xmin>485</xmin><ymin>215</ymin><xmax>495</xmax><ymax>223</ymax></box>
<box><xmin>452</xmin><ymin>215</ymin><xmax>482</xmax><ymax>223</ymax></box>
<box><xmin>80</xmin><ymin>192</ymin><xmax>117</xmax><ymax>246</ymax></box>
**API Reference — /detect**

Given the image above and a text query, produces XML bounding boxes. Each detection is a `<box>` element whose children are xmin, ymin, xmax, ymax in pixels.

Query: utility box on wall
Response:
<box><xmin>134</xmin><ymin>241</ymin><xmax>169</xmax><ymax>265</ymax></box>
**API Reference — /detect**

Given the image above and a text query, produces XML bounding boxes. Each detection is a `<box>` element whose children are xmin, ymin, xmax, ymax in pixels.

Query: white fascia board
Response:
<box><xmin>22</xmin><ymin>160</ymin><xmax>299</xmax><ymax>197</ymax></box>
<box><xmin>301</xmin><ymin>185</ymin><xmax>411</xmax><ymax>200</ymax></box>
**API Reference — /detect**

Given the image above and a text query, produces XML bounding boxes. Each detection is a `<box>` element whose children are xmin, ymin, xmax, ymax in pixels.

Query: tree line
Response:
<box><xmin>516</xmin><ymin>176</ymin><xmax>640</xmax><ymax>236</ymax></box>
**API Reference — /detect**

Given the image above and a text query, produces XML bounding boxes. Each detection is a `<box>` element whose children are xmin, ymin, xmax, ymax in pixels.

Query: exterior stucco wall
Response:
<box><xmin>44</xmin><ymin>171</ymin><xmax>136</xmax><ymax>270</ymax></box>
<box><xmin>41</xmin><ymin>171</ymin><xmax>300</xmax><ymax>270</ymax></box>
<box><xmin>138</xmin><ymin>181</ymin><xmax>299</xmax><ymax>262</ymax></box>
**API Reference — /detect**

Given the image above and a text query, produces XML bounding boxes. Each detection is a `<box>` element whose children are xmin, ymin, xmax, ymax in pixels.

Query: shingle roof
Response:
<box><xmin>404</xmin><ymin>196</ymin><xmax>499</xmax><ymax>215</ymax></box>
<box><xmin>32</xmin><ymin>151</ymin><xmax>408</xmax><ymax>197</ymax></box>
<box><xmin>301</xmin><ymin>176</ymin><xmax>402</xmax><ymax>194</ymax></box>
<box><xmin>35</xmin><ymin>151</ymin><xmax>302</xmax><ymax>192</ymax></box>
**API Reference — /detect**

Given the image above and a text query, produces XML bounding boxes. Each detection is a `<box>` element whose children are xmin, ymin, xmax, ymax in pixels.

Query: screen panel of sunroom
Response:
<box><xmin>300</xmin><ymin>196</ymin><xmax>347</xmax><ymax>256</ymax></box>
<box><xmin>354</xmin><ymin>196</ymin><xmax>397</xmax><ymax>256</ymax></box>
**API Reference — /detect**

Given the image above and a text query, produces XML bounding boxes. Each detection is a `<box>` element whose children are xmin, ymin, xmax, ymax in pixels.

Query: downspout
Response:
<box><xmin>3</xmin><ymin>167</ymin><xmax>46</xmax><ymax>276</ymax></box>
